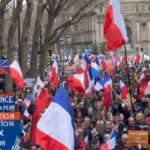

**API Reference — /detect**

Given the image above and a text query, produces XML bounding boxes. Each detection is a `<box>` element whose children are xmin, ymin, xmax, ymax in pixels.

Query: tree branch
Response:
<box><xmin>49</xmin><ymin>0</ymin><xmax>94</xmax><ymax>43</ymax></box>
<box><xmin>0</xmin><ymin>0</ymin><xmax>11</xmax><ymax>11</ymax></box>
<box><xmin>49</xmin><ymin>0</ymin><xmax>106</xmax><ymax>45</ymax></box>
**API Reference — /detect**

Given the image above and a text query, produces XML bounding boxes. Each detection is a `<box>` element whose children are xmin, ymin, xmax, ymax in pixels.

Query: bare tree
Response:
<box><xmin>5</xmin><ymin>0</ymin><xmax>23</xmax><ymax>92</ymax></box>
<box><xmin>28</xmin><ymin>0</ymin><xmax>45</xmax><ymax>78</ymax></box>
<box><xmin>20</xmin><ymin>0</ymin><xmax>34</xmax><ymax>76</ymax></box>
<box><xmin>0</xmin><ymin>0</ymin><xmax>11</xmax><ymax>55</ymax></box>
<box><xmin>29</xmin><ymin>0</ymin><xmax>105</xmax><ymax>80</ymax></box>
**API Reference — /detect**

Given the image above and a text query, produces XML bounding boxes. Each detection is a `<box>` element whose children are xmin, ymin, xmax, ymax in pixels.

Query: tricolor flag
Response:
<box><xmin>94</xmin><ymin>79</ymin><xmax>105</xmax><ymax>91</ymax></box>
<box><xmin>80</xmin><ymin>53</ymin><xmax>90</xmax><ymax>72</ymax></box>
<box><xmin>110</xmin><ymin>52</ymin><xmax>116</xmax><ymax>62</ymax></box>
<box><xmin>101</xmin><ymin>60</ymin><xmax>108</xmax><ymax>71</ymax></box>
<box><xmin>9</xmin><ymin>60</ymin><xmax>25</xmax><ymax>89</ymax></box>
<box><xmin>24</xmin><ymin>94</ymin><xmax>33</xmax><ymax>109</ymax></box>
<box><xmin>104</xmin><ymin>0</ymin><xmax>128</xmax><ymax>51</ymax></box>
<box><xmin>134</xmin><ymin>54</ymin><xmax>142</xmax><ymax>64</ymax></box>
<box><xmin>23</xmin><ymin>94</ymin><xmax>33</xmax><ymax>118</ymax></box>
<box><xmin>138</xmin><ymin>81</ymin><xmax>150</xmax><ymax>98</ymax></box>
<box><xmin>73</xmin><ymin>53</ymin><xmax>80</xmax><ymax>65</ymax></box>
<box><xmin>35</xmin><ymin>85</ymin><xmax>75</xmax><ymax>150</ymax></box>
<box><xmin>100</xmin><ymin>128</ymin><xmax>118</xmax><ymax>150</ymax></box>
<box><xmin>144</xmin><ymin>81</ymin><xmax>150</xmax><ymax>95</ymax></box>
<box><xmin>0</xmin><ymin>59</ymin><xmax>9</xmax><ymax>75</ymax></box>
<box><xmin>103</xmin><ymin>73</ymin><xmax>112</xmax><ymax>109</ymax></box>
<box><xmin>90</xmin><ymin>62</ymin><xmax>100</xmax><ymax>81</ymax></box>
<box><xmin>49</xmin><ymin>60</ymin><xmax>60</xmax><ymax>89</ymax></box>
<box><xmin>139</xmin><ymin>73</ymin><xmax>148</xmax><ymax>84</ymax></box>
<box><xmin>119</xmin><ymin>80</ymin><xmax>128</xmax><ymax>100</ymax></box>
<box><xmin>30</xmin><ymin>76</ymin><xmax>51</xmax><ymax>144</ymax></box>
<box><xmin>67</xmin><ymin>73</ymin><xmax>87</xmax><ymax>94</ymax></box>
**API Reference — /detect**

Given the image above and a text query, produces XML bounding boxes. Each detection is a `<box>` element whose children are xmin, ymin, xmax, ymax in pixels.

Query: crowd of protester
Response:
<box><xmin>1</xmin><ymin>54</ymin><xmax>150</xmax><ymax>150</ymax></box>
<box><xmin>70</xmin><ymin>64</ymin><xmax>150</xmax><ymax>150</ymax></box>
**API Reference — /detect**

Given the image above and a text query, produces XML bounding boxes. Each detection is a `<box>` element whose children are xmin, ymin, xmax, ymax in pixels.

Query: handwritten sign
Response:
<box><xmin>127</xmin><ymin>130</ymin><xmax>149</xmax><ymax>148</ymax></box>
<box><xmin>0</xmin><ymin>112</ymin><xmax>21</xmax><ymax>150</ymax></box>
<box><xmin>0</xmin><ymin>94</ymin><xmax>16</xmax><ymax>112</ymax></box>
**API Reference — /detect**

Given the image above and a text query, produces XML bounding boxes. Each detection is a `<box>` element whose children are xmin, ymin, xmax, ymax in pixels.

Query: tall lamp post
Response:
<box><xmin>59</xmin><ymin>37</ymin><xmax>65</xmax><ymax>81</ymax></box>
<box><xmin>66</xmin><ymin>35</ymin><xmax>71</xmax><ymax>65</ymax></box>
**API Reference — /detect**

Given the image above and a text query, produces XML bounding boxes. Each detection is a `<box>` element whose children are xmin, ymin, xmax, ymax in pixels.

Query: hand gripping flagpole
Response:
<box><xmin>124</xmin><ymin>45</ymin><xmax>134</xmax><ymax>111</ymax></box>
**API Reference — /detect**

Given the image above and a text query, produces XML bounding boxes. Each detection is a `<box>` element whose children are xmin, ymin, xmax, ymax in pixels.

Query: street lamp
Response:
<box><xmin>66</xmin><ymin>35</ymin><xmax>72</xmax><ymax>65</ymax></box>
<box><xmin>59</xmin><ymin>37</ymin><xmax>65</xmax><ymax>80</ymax></box>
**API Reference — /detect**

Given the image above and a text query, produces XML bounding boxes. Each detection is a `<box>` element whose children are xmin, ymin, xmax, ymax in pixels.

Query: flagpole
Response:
<box><xmin>124</xmin><ymin>44</ymin><xmax>134</xmax><ymax>110</ymax></box>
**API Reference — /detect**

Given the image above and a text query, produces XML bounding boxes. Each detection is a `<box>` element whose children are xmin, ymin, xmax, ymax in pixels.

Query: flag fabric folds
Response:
<box><xmin>119</xmin><ymin>80</ymin><xmax>128</xmax><ymax>100</ymax></box>
<box><xmin>49</xmin><ymin>60</ymin><xmax>60</xmax><ymax>89</ymax></box>
<box><xmin>67</xmin><ymin>73</ymin><xmax>86</xmax><ymax>94</ymax></box>
<box><xmin>30</xmin><ymin>76</ymin><xmax>51</xmax><ymax>144</ymax></box>
<box><xmin>80</xmin><ymin>53</ymin><xmax>90</xmax><ymax>72</ymax></box>
<box><xmin>104</xmin><ymin>0</ymin><xmax>128</xmax><ymax>51</ymax></box>
<box><xmin>0</xmin><ymin>59</ymin><xmax>9</xmax><ymax>75</ymax></box>
<box><xmin>9</xmin><ymin>60</ymin><xmax>25</xmax><ymax>89</ymax></box>
<box><xmin>103</xmin><ymin>73</ymin><xmax>112</xmax><ymax>109</ymax></box>
<box><xmin>94</xmin><ymin>79</ymin><xmax>105</xmax><ymax>91</ymax></box>
<box><xmin>134</xmin><ymin>54</ymin><xmax>142</xmax><ymax>64</ymax></box>
<box><xmin>138</xmin><ymin>81</ymin><xmax>150</xmax><ymax>98</ymax></box>
<box><xmin>100</xmin><ymin>128</ymin><xmax>118</xmax><ymax>150</ymax></box>
<box><xmin>36</xmin><ymin>85</ymin><xmax>75</xmax><ymax>150</ymax></box>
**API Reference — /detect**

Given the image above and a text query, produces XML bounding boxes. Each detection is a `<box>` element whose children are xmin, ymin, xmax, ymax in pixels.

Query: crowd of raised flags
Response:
<box><xmin>0</xmin><ymin>47</ymin><xmax>149</xmax><ymax>149</ymax></box>
<box><xmin>0</xmin><ymin>0</ymin><xmax>150</xmax><ymax>149</ymax></box>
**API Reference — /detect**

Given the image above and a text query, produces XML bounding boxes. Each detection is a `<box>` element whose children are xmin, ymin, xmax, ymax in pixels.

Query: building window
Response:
<box><xmin>126</xmin><ymin>26</ymin><xmax>132</xmax><ymax>43</ymax></box>
<box><xmin>100</xmin><ymin>6</ymin><xmax>103</xmax><ymax>13</ymax></box>
<box><xmin>136</xmin><ymin>5</ymin><xmax>139</xmax><ymax>12</ymax></box>
<box><xmin>141</xmin><ymin>22</ymin><xmax>147</xmax><ymax>28</ymax></box>
<box><xmin>148</xmin><ymin>5</ymin><xmax>150</xmax><ymax>11</ymax></box>
<box><xmin>140</xmin><ymin>5</ymin><xmax>146</xmax><ymax>11</ymax></box>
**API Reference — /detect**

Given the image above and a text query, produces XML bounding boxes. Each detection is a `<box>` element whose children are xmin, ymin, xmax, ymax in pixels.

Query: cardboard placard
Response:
<box><xmin>127</xmin><ymin>130</ymin><xmax>149</xmax><ymax>148</ymax></box>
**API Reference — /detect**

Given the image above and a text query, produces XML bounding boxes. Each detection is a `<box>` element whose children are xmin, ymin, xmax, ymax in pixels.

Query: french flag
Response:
<box><xmin>134</xmin><ymin>54</ymin><xmax>142</xmax><ymax>64</ymax></box>
<box><xmin>139</xmin><ymin>73</ymin><xmax>148</xmax><ymax>84</ymax></box>
<box><xmin>24</xmin><ymin>94</ymin><xmax>33</xmax><ymax>109</ymax></box>
<box><xmin>119</xmin><ymin>80</ymin><xmax>128</xmax><ymax>100</ymax></box>
<box><xmin>138</xmin><ymin>81</ymin><xmax>150</xmax><ymax>98</ymax></box>
<box><xmin>30</xmin><ymin>76</ymin><xmax>51</xmax><ymax>144</ymax></box>
<box><xmin>85</xmin><ymin>61</ymin><xmax>101</xmax><ymax>93</ymax></box>
<box><xmin>23</xmin><ymin>94</ymin><xmax>33</xmax><ymax>118</ymax></box>
<box><xmin>49</xmin><ymin>60</ymin><xmax>60</xmax><ymax>88</ymax></box>
<box><xmin>9</xmin><ymin>60</ymin><xmax>25</xmax><ymax>89</ymax></box>
<box><xmin>104</xmin><ymin>0</ymin><xmax>128</xmax><ymax>51</ymax></box>
<box><xmin>73</xmin><ymin>54</ymin><xmax>80</xmax><ymax>64</ymax></box>
<box><xmin>103</xmin><ymin>73</ymin><xmax>112</xmax><ymax>109</ymax></box>
<box><xmin>89</xmin><ymin>55</ymin><xmax>96</xmax><ymax>63</ymax></box>
<box><xmin>90</xmin><ymin>62</ymin><xmax>100</xmax><ymax>82</ymax></box>
<box><xmin>80</xmin><ymin>53</ymin><xmax>90</xmax><ymax>72</ymax></box>
<box><xmin>85</xmin><ymin>70</ymin><xmax>94</xmax><ymax>94</ymax></box>
<box><xmin>101</xmin><ymin>60</ymin><xmax>108</xmax><ymax>71</ymax></box>
<box><xmin>35</xmin><ymin>85</ymin><xmax>75</xmax><ymax>150</ymax></box>
<box><xmin>109</xmin><ymin>52</ymin><xmax>116</xmax><ymax>64</ymax></box>
<box><xmin>144</xmin><ymin>81</ymin><xmax>150</xmax><ymax>95</ymax></box>
<box><xmin>107</xmin><ymin>60</ymin><xmax>115</xmax><ymax>77</ymax></box>
<box><xmin>94</xmin><ymin>79</ymin><xmax>105</xmax><ymax>91</ymax></box>
<box><xmin>67</xmin><ymin>73</ymin><xmax>86</xmax><ymax>94</ymax></box>
<box><xmin>117</xmin><ymin>61</ymin><xmax>122</xmax><ymax>68</ymax></box>
<box><xmin>100</xmin><ymin>128</ymin><xmax>118</xmax><ymax>150</ymax></box>
<box><xmin>0</xmin><ymin>59</ymin><xmax>9</xmax><ymax>75</ymax></box>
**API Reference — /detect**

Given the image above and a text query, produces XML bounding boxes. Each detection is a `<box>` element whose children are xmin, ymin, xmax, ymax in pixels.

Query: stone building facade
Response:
<box><xmin>72</xmin><ymin>0</ymin><xmax>150</xmax><ymax>57</ymax></box>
